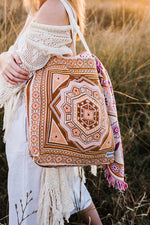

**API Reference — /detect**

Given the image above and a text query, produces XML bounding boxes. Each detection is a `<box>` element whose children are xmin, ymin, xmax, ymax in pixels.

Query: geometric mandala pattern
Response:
<box><xmin>57</xmin><ymin>79</ymin><xmax>109</xmax><ymax>151</ymax></box>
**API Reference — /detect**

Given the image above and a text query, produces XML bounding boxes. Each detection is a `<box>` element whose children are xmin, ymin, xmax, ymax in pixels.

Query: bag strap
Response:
<box><xmin>60</xmin><ymin>0</ymin><xmax>92</xmax><ymax>56</ymax></box>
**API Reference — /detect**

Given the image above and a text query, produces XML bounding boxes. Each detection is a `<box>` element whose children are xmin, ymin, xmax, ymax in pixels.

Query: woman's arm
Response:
<box><xmin>33</xmin><ymin>0</ymin><xmax>69</xmax><ymax>26</ymax></box>
<box><xmin>0</xmin><ymin>13</ymin><xmax>34</xmax><ymax>85</ymax></box>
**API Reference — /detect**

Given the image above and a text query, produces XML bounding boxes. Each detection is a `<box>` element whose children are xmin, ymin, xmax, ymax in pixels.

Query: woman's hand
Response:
<box><xmin>0</xmin><ymin>52</ymin><xmax>29</xmax><ymax>85</ymax></box>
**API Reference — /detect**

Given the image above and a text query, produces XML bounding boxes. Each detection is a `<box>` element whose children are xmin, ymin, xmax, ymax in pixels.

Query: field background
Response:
<box><xmin>0</xmin><ymin>0</ymin><xmax>150</xmax><ymax>224</ymax></box>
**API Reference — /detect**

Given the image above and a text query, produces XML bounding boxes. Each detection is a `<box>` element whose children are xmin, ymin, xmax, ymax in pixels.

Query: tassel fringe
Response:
<box><xmin>104</xmin><ymin>165</ymin><xmax>128</xmax><ymax>191</ymax></box>
<box><xmin>78</xmin><ymin>167</ymin><xmax>86</xmax><ymax>183</ymax></box>
<box><xmin>38</xmin><ymin>168</ymin><xmax>75</xmax><ymax>225</ymax></box>
<box><xmin>91</xmin><ymin>165</ymin><xmax>97</xmax><ymax>176</ymax></box>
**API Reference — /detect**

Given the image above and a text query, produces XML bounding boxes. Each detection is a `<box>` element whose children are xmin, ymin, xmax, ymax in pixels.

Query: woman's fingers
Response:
<box><xmin>3</xmin><ymin>70</ymin><xmax>27</xmax><ymax>84</ymax></box>
<box><xmin>12</xmin><ymin>53</ymin><xmax>22</xmax><ymax>64</ymax></box>
<box><xmin>2</xmin><ymin>73</ymin><xmax>18</xmax><ymax>85</ymax></box>
<box><xmin>1</xmin><ymin>52</ymin><xmax>30</xmax><ymax>84</ymax></box>
<box><xmin>11</xmin><ymin>55</ymin><xmax>29</xmax><ymax>76</ymax></box>
<box><xmin>8</xmin><ymin>66</ymin><xmax>29</xmax><ymax>81</ymax></box>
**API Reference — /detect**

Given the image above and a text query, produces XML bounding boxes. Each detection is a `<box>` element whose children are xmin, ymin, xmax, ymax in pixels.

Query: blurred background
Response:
<box><xmin>0</xmin><ymin>0</ymin><xmax>150</xmax><ymax>224</ymax></box>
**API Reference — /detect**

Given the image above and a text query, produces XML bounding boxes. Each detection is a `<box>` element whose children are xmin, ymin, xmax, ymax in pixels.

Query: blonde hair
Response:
<box><xmin>23</xmin><ymin>0</ymin><xmax>85</xmax><ymax>34</ymax></box>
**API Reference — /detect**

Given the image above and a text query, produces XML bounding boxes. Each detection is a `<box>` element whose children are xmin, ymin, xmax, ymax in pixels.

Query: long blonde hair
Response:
<box><xmin>23</xmin><ymin>0</ymin><xmax>85</xmax><ymax>34</ymax></box>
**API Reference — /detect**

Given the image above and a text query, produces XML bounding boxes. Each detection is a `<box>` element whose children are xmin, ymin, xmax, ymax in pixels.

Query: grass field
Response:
<box><xmin>0</xmin><ymin>0</ymin><xmax>150</xmax><ymax>224</ymax></box>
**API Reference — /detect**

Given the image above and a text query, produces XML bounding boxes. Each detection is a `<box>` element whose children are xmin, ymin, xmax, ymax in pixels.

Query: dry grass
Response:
<box><xmin>0</xmin><ymin>0</ymin><xmax>150</xmax><ymax>224</ymax></box>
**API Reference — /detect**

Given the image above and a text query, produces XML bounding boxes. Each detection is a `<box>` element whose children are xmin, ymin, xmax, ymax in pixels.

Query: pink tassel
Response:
<box><xmin>103</xmin><ymin>165</ymin><xmax>128</xmax><ymax>191</ymax></box>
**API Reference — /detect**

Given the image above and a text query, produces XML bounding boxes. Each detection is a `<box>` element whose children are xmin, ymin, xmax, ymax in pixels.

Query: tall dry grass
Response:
<box><xmin>81</xmin><ymin>1</ymin><xmax>150</xmax><ymax>225</ymax></box>
<box><xmin>0</xmin><ymin>0</ymin><xmax>150</xmax><ymax>224</ymax></box>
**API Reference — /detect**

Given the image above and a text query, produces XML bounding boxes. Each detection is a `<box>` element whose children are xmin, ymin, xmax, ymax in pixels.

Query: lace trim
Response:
<box><xmin>16</xmin><ymin>23</ymin><xmax>74</xmax><ymax>71</ymax></box>
<box><xmin>30</xmin><ymin>20</ymin><xmax>73</xmax><ymax>31</ymax></box>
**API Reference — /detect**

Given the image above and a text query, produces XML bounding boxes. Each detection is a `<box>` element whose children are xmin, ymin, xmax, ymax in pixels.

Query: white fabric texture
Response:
<box><xmin>16</xmin><ymin>22</ymin><xmax>73</xmax><ymax>72</ymax></box>
<box><xmin>6</xmin><ymin>94</ymin><xmax>92</xmax><ymax>225</ymax></box>
<box><xmin>1</xmin><ymin>1</ymin><xmax>93</xmax><ymax>224</ymax></box>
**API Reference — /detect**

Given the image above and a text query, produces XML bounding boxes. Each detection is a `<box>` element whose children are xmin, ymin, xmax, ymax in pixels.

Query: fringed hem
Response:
<box><xmin>38</xmin><ymin>168</ymin><xmax>74</xmax><ymax>225</ymax></box>
<box><xmin>103</xmin><ymin>165</ymin><xmax>128</xmax><ymax>191</ymax></box>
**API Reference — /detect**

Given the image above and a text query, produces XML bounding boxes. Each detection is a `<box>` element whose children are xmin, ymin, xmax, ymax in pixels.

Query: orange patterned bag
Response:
<box><xmin>24</xmin><ymin>53</ymin><xmax>115</xmax><ymax>167</ymax></box>
<box><xmin>24</xmin><ymin>0</ymin><xmax>127</xmax><ymax>190</ymax></box>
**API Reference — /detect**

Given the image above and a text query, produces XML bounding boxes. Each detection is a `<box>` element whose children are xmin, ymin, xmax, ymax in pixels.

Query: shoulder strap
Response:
<box><xmin>60</xmin><ymin>0</ymin><xmax>92</xmax><ymax>56</ymax></box>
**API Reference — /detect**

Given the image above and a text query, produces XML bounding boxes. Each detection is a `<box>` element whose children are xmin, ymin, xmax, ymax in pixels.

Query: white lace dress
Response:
<box><xmin>3</xmin><ymin>5</ymin><xmax>92</xmax><ymax>225</ymax></box>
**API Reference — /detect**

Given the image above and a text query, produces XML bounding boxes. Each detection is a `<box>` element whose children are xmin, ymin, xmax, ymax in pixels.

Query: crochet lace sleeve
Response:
<box><xmin>16</xmin><ymin>22</ymin><xmax>74</xmax><ymax>71</ymax></box>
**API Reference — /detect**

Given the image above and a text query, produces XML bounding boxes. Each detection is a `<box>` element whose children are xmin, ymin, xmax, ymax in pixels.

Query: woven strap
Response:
<box><xmin>60</xmin><ymin>0</ymin><xmax>92</xmax><ymax>55</ymax></box>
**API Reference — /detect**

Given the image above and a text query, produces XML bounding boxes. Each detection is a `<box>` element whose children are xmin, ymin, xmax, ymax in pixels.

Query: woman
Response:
<box><xmin>0</xmin><ymin>0</ymin><xmax>103</xmax><ymax>224</ymax></box>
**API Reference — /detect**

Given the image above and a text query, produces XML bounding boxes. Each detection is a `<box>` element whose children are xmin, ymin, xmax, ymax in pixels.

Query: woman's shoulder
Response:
<box><xmin>33</xmin><ymin>0</ymin><xmax>69</xmax><ymax>26</ymax></box>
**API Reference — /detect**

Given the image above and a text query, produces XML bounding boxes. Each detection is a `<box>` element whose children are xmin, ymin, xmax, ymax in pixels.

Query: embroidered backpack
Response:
<box><xmin>24</xmin><ymin>52</ymin><xmax>115</xmax><ymax>167</ymax></box>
